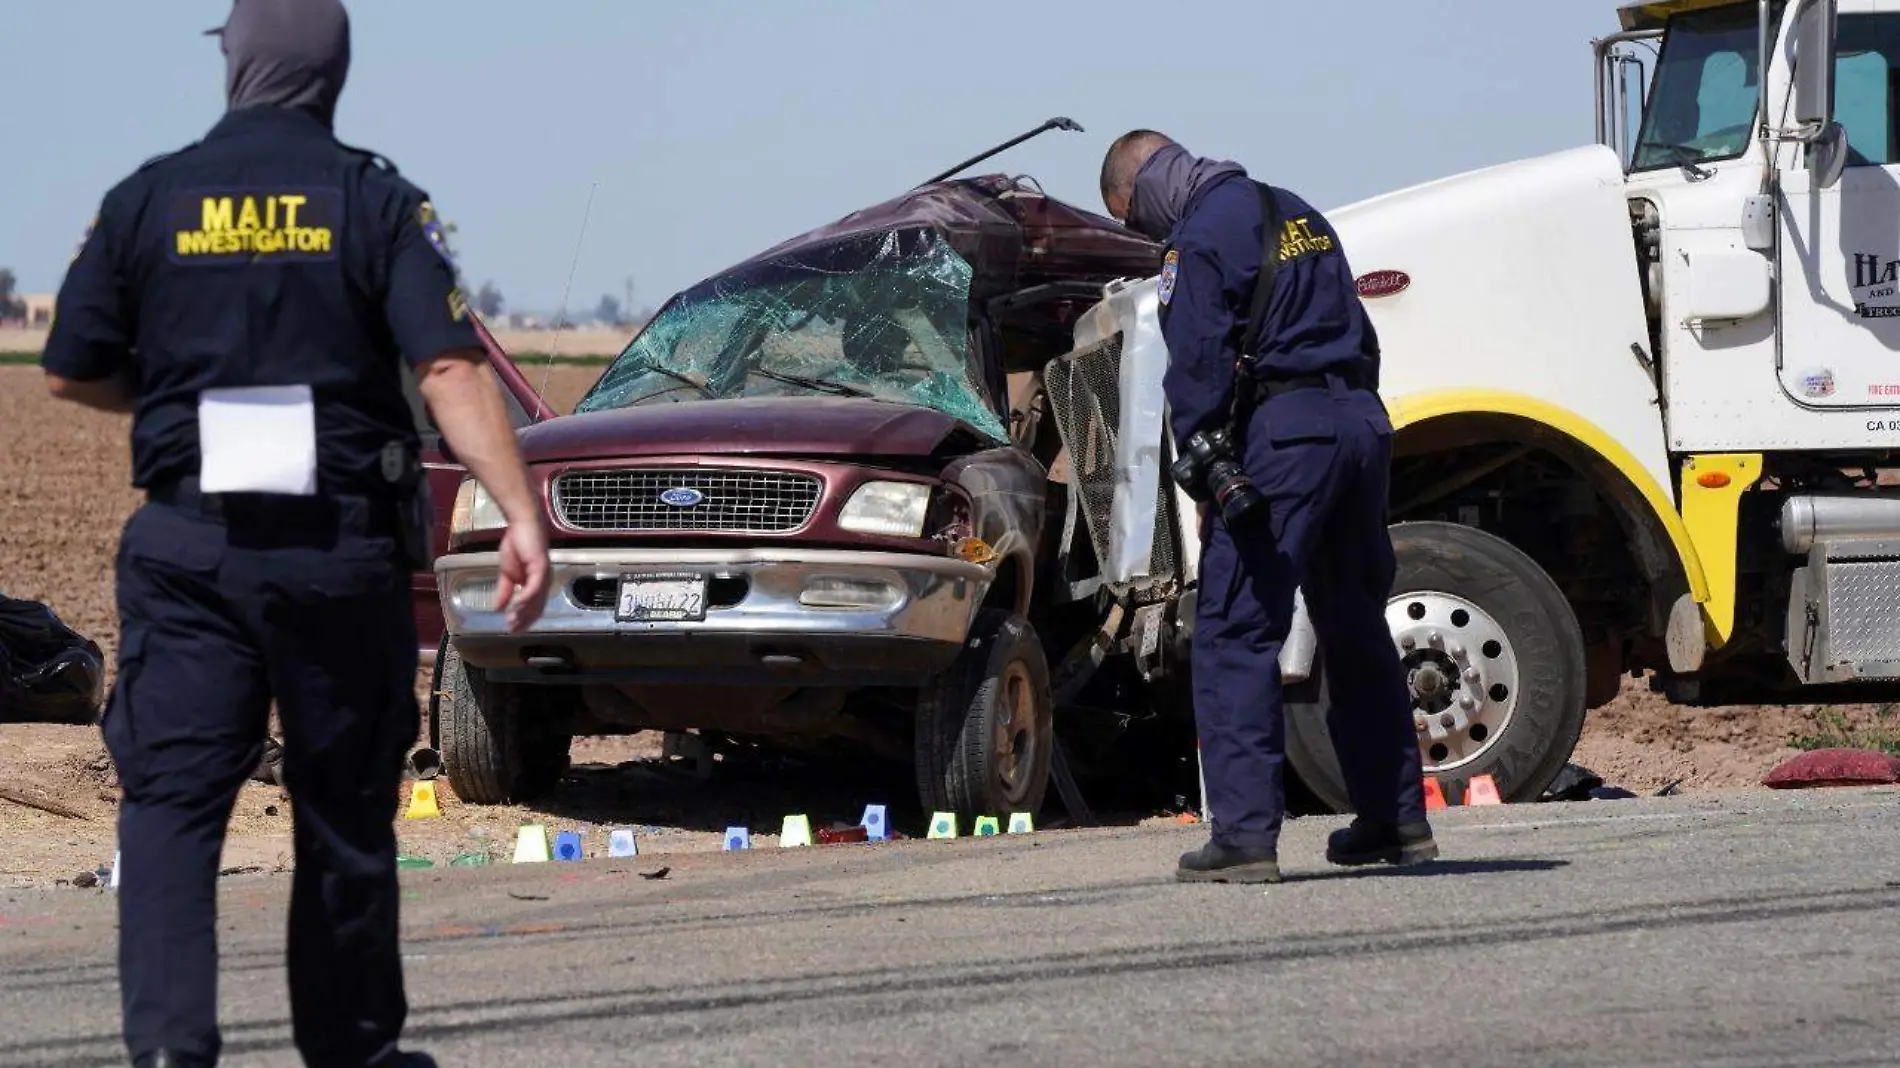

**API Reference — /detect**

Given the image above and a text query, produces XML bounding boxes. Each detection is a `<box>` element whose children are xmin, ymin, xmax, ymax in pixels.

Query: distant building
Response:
<box><xmin>19</xmin><ymin>294</ymin><xmax>55</xmax><ymax>327</ymax></box>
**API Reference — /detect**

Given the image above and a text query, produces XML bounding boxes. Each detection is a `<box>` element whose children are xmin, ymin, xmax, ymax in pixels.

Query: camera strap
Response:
<box><xmin>1236</xmin><ymin>181</ymin><xmax>1285</xmax><ymax>368</ymax></box>
<box><xmin>1227</xmin><ymin>181</ymin><xmax>1286</xmax><ymax>432</ymax></box>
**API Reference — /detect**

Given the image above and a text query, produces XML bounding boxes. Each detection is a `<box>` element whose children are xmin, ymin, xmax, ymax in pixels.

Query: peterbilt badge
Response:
<box><xmin>1355</xmin><ymin>270</ymin><xmax>1411</xmax><ymax>298</ymax></box>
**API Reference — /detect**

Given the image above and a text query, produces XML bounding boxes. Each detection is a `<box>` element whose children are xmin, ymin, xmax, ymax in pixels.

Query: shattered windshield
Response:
<box><xmin>574</xmin><ymin>228</ymin><xmax>1006</xmax><ymax>441</ymax></box>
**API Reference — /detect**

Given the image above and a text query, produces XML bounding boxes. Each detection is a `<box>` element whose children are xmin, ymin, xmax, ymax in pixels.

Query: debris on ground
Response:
<box><xmin>0</xmin><ymin>782</ymin><xmax>91</xmax><ymax>820</ymax></box>
<box><xmin>0</xmin><ymin>594</ymin><xmax>106</xmax><ymax>726</ymax></box>
<box><xmin>1541</xmin><ymin>763</ymin><xmax>1605</xmax><ymax>802</ymax></box>
<box><xmin>1762</xmin><ymin>747</ymin><xmax>1900</xmax><ymax>790</ymax></box>
<box><xmin>251</xmin><ymin>737</ymin><xmax>284</xmax><ymax>787</ymax></box>
<box><xmin>1537</xmin><ymin>763</ymin><xmax>1648</xmax><ymax>802</ymax></box>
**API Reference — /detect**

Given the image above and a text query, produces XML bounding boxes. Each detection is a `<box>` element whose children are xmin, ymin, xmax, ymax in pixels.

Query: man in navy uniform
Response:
<box><xmin>42</xmin><ymin>2</ymin><xmax>550</xmax><ymax>1064</ymax></box>
<box><xmin>1099</xmin><ymin>130</ymin><xmax>1435</xmax><ymax>884</ymax></box>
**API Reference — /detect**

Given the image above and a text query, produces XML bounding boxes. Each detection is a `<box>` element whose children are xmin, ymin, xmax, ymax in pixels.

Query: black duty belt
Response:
<box><xmin>147</xmin><ymin>476</ymin><xmax>226</xmax><ymax>517</ymax></box>
<box><xmin>1244</xmin><ymin>368</ymin><xmax>1368</xmax><ymax>401</ymax></box>
<box><xmin>146</xmin><ymin>476</ymin><xmax>400</xmax><ymax>535</ymax></box>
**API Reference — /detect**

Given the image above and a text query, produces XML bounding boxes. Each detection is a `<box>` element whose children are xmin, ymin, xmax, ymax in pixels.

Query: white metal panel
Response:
<box><xmin>1327</xmin><ymin>146</ymin><xmax>1675</xmax><ymax>496</ymax></box>
<box><xmin>1681</xmin><ymin>248</ymin><xmax>1771</xmax><ymax>321</ymax></box>
<box><xmin>1107</xmin><ymin>279</ymin><xmax>1168</xmax><ymax>584</ymax></box>
<box><xmin>1649</xmin><ymin>0</ymin><xmax>1900</xmax><ymax>451</ymax></box>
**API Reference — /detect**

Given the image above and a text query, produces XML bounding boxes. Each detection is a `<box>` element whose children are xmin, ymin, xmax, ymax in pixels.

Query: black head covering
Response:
<box><xmin>207</xmin><ymin>0</ymin><xmax>351</xmax><ymax>127</ymax></box>
<box><xmin>1125</xmin><ymin>143</ymin><xmax>1247</xmax><ymax>242</ymax></box>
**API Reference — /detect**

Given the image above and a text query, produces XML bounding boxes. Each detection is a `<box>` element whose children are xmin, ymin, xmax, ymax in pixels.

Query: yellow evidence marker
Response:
<box><xmin>513</xmin><ymin>824</ymin><xmax>551</xmax><ymax>863</ymax></box>
<box><xmin>403</xmin><ymin>781</ymin><xmax>441</xmax><ymax>820</ymax></box>
<box><xmin>780</xmin><ymin>814</ymin><xmax>814</xmax><ymax>847</ymax></box>
<box><xmin>928</xmin><ymin>812</ymin><xmax>959</xmax><ymax>839</ymax></box>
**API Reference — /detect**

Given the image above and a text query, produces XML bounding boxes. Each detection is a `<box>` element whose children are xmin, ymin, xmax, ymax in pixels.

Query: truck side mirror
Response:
<box><xmin>1810</xmin><ymin>121</ymin><xmax>1850</xmax><ymax>189</ymax></box>
<box><xmin>1794</xmin><ymin>0</ymin><xmax>1838</xmax><ymax>129</ymax></box>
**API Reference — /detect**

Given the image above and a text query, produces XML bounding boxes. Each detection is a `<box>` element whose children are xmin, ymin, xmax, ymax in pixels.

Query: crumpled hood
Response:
<box><xmin>517</xmin><ymin>396</ymin><xmax>990</xmax><ymax>465</ymax></box>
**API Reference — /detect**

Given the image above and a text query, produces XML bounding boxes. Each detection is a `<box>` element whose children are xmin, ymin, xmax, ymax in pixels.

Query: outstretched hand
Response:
<box><xmin>494</xmin><ymin>517</ymin><xmax>550</xmax><ymax>632</ymax></box>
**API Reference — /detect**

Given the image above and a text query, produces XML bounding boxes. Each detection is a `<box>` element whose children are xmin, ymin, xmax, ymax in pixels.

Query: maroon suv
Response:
<box><xmin>427</xmin><ymin>174</ymin><xmax>1161</xmax><ymax>820</ymax></box>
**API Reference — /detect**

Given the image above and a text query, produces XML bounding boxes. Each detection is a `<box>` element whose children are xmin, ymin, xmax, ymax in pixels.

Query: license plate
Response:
<box><xmin>615</xmin><ymin>573</ymin><xmax>708</xmax><ymax>623</ymax></box>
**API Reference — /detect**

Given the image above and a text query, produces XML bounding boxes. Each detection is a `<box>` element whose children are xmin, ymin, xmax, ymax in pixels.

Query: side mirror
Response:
<box><xmin>1810</xmin><ymin>121</ymin><xmax>1850</xmax><ymax>189</ymax></box>
<box><xmin>1794</xmin><ymin>0</ymin><xmax>1838</xmax><ymax>129</ymax></box>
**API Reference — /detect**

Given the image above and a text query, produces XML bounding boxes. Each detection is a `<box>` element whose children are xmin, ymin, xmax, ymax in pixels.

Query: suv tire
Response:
<box><xmin>915</xmin><ymin>610</ymin><xmax>1054</xmax><ymax>820</ymax></box>
<box><xmin>438</xmin><ymin>640</ymin><xmax>572</xmax><ymax>805</ymax></box>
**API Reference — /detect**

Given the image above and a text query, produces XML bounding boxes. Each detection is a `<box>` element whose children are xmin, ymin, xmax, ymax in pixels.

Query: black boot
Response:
<box><xmin>1175</xmin><ymin>840</ymin><xmax>1282</xmax><ymax>884</ymax></box>
<box><xmin>1325</xmin><ymin>818</ymin><xmax>1438</xmax><ymax>867</ymax></box>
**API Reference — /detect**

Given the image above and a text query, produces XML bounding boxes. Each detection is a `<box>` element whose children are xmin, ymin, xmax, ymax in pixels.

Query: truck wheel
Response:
<box><xmin>916</xmin><ymin>610</ymin><xmax>1054</xmax><ymax>819</ymax></box>
<box><xmin>438</xmin><ymin>641</ymin><xmax>572</xmax><ymax>805</ymax></box>
<box><xmin>1284</xmin><ymin>522</ymin><xmax>1587</xmax><ymax>810</ymax></box>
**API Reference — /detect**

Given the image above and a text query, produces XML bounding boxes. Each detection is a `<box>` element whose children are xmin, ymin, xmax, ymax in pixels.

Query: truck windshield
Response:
<box><xmin>574</xmin><ymin>228</ymin><xmax>1007</xmax><ymax>442</ymax></box>
<box><xmin>1631</xmin><ymin>4</ymin><xmax>1780</xmax><ymax>172</ymax></box>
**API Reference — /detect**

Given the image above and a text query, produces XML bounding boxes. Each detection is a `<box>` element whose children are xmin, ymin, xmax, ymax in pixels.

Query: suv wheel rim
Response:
<box><xmin>994</xmin><ymin>659</ymin><xmax>1037</xmax><ymax>803</ymax></box>
<box><xmin>1386</xmin><ymin>590</ymin><xmax>1520</xmax><ymax>773</ymax></box>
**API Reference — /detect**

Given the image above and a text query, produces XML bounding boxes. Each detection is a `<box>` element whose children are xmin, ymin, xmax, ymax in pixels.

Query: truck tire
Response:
<box><xmin>438</xmin><ymin>641</ymin><xmax>572</xmax><ymax>805</ymax></box>
<box><xmin>916</xmin><ymin>610</ymin><xmax>1054</xmax><ymax>819</ymax></box>
<box><xmin>1284</xmin><ymin>521</ymin><xmax>1587</xmax><ymax>810</ymax></box>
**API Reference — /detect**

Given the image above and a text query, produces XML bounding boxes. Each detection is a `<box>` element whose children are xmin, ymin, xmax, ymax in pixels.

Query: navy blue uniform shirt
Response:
<box><xmin>43</xmin><ymin>106</ymin><xmax>479</xmax><ymax>495</ymax></box>
<box><xmin>1156</xmin><ymin>172</ymin><xmax>1380</xmax><ymax>446</ymax></box>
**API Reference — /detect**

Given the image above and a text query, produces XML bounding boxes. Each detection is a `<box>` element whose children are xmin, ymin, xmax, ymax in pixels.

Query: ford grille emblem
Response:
<box><xmin>660</xmin><ymin>486</ymin><xmax>704</xmax><ymax>508</ymax></box>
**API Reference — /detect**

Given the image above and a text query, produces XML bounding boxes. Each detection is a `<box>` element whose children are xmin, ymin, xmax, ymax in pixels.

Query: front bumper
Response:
<box><xmin>435</xmin><ymin>548</ymin><xmax>991</xmax><ymax>686</ymax></box>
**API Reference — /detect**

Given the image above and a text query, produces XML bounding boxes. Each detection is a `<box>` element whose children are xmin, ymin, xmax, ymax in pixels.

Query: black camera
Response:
<box><xmin>1170</xmin><ymin>427</ymin><xmax>1267</xmax><ymax>526</ymax></box>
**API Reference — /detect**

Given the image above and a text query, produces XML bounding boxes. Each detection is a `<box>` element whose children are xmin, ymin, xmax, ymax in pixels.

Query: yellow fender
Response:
<box><xmin>1388</xmin><ymin>390</ymin><xmax>1758</xmax><ymax>648</ymax></box>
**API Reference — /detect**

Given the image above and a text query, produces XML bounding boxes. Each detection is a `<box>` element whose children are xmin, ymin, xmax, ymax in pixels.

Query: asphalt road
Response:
<box><xmin>2</xmin><ymin>788</ymin><xmax>1896</xmax><ymax>1068</ymax></box>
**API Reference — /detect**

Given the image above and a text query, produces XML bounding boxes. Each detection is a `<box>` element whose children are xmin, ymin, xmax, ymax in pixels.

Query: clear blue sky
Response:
<box><xmin>2</xmin><ymin>1</ymin><xmax>1617</xmax><ymax>316</ymax></box>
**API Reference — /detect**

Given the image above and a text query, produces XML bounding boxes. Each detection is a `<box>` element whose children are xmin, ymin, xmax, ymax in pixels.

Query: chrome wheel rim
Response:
<box><xmin>1386</xmin><ymin>591</ymin><xmax>1521</xmax><ymax>773</ymax></box>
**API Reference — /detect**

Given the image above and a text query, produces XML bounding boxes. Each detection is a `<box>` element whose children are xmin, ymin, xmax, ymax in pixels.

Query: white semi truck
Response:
<box><xmin>1056</xmin><ymin>0</ymin><xmax>1893</xmax><ymax>809</ymax></box>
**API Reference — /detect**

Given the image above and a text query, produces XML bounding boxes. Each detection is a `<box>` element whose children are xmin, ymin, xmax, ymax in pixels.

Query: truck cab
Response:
<box><xmin>1060</xmin><ymin>0</ymin><xmax>1890</xmax><ymax>810</ymax></box>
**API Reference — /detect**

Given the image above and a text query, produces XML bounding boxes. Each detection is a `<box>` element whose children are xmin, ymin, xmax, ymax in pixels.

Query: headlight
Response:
<box><xmin>450</xmin><ymin>477</ymin><xmax>506</xmax><ymax>537</ymax></box>
<box><xmin>838</xmin><ymin>481</ymin><xmax>931</xmax><ymax>537</ymax></box>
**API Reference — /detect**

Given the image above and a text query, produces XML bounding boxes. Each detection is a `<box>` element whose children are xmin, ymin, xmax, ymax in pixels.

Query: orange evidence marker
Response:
<box><xmin>1466</xmin><ymin>774</ymin><xmax>1504</xmax><ymax>806</ymax></box>
<box><xmin>1422</xmin><ymin>777</ymin><xmax>1448</xmax><ymax>811</ymax></box>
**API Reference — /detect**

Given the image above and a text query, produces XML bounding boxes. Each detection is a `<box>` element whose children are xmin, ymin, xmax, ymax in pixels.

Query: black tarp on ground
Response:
<box><xmin>0</xmin><ymin>596</ymin><xmax>105</xmax><ymax>724</ymax></box>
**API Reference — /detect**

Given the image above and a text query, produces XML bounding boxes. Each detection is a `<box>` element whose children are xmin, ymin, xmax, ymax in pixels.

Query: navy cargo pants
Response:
<box><xmin>1193</xmin><ymin>376</ymin><xmax>1427</xmax><ymax>850</ymax></box>
<box><xmin>106</xmin><ymin>485</ymin><xmax>418</xmax><ymax>1067</ymax></box>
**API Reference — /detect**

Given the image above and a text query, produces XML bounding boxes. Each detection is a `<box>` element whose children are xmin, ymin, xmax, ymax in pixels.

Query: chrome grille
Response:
<box><xmin>553</xmin><ymin>468</ymin><xmax>822</xmax><ymax>533</ymax></box>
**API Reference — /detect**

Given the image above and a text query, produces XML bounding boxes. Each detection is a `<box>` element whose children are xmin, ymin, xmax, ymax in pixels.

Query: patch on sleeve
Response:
<box><xmin>447</xmin><ymin>286</ymin><xmax>470</xmax><ymax>323</ymax></box>
<box><xmin>1158</xmin><ymin>248</ymin><xmax>1179</xmax><ymax>306</ymax></box>
<box><xmin>418</xmin><ymin>200</ymin><xmax>458</xmax><ymax>268</ymax></box>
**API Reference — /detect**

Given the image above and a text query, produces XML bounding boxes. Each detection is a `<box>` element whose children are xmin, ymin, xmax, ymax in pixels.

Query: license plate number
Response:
<box><xmin>615</xmin><ymin>573</ymin><xmax>708</xmax><ymax>623</ymax></box>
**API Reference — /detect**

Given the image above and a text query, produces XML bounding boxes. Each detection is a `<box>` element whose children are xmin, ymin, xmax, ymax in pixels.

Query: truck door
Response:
<box><xmin>1777</xmin><ymin>9</ymin><xmax>1900</xmax><ymax>406</ymax></box>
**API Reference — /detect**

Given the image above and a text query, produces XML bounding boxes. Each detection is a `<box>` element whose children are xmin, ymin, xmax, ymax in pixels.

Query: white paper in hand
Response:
<box><xmin>197</xmin><ymin>385</ymin><xmax>318</xmax><ymax>495</ymax></box>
